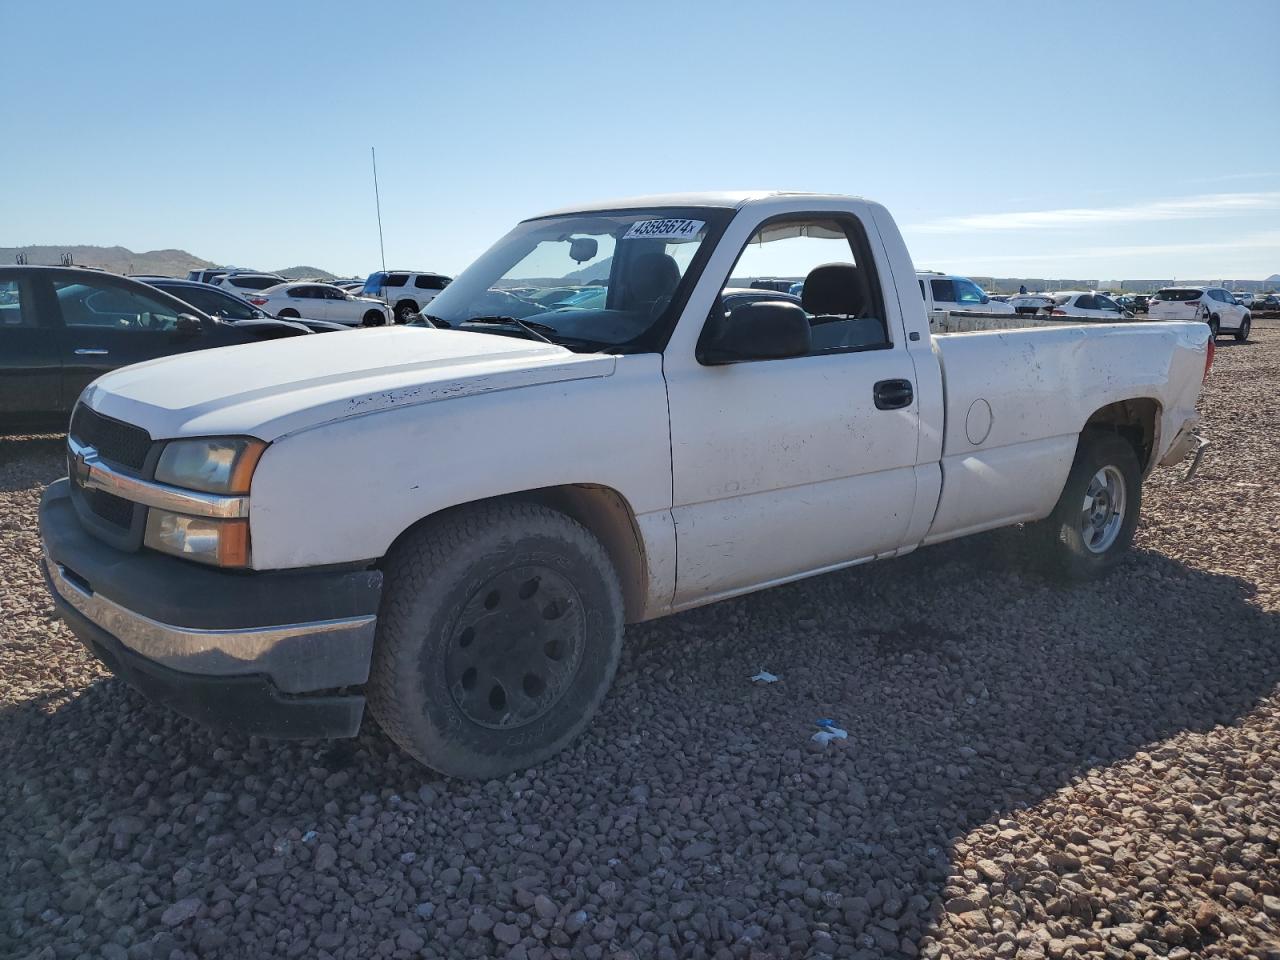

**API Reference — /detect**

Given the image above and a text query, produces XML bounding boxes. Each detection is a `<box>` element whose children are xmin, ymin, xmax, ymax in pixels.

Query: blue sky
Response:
<box><xmin>3</xmin><ymin>0</ymin><xmax>1277</xmax><ymax>280</ymax></box>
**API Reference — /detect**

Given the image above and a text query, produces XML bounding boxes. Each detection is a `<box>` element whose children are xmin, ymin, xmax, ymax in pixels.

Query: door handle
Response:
<box><xmin>873</xmin><ymin>379</ymin><xmax>914</xmax><ymax>410</ymax></box>
<box><xmin>74</xmin><ymin>348</ymin><xmax>109</xmax><ymax>356</ymax></box>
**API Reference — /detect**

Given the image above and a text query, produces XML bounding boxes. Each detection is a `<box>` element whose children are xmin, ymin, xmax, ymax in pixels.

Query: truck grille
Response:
<box><xmin>67</xmin><ymin>405</ymin><xmax>155</xmax><ymax>542</ymax></box>
<box><xmin>69</xmin><ymin>405</ymin><xmax>152</xmax><ymax>471</ymax></box>
<box><xmin>82</xmin><ymin>487</ymin><xmax>135</xmax><ymax>529</ymax></box>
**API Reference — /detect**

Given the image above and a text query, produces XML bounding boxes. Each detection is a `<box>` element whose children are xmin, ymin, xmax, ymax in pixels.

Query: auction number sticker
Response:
<box><xmin>623</xmin><ymin>218</ymin><xmax>705</xmax><ymax>241</ymax></box>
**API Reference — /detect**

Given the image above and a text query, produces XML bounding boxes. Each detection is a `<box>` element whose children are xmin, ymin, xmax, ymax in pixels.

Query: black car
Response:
<box><xmin>1254</xmin><ymin>294</ymin><xmax>1280</xmax><ymax>311</ymax></box>
<box><xmin>1131</xmin><ymin>294</ymin><xmax>1150</xmax><ymax>314</ymax></box>
<box><xmin>0</xmin><ymin>266</ymin><xmax>310</xmax><ymax>431</ymax></box>
<box><xmin>137</xmin><ymin>277</ymin><xmax>349</xmax><ymax>333</ymax></box>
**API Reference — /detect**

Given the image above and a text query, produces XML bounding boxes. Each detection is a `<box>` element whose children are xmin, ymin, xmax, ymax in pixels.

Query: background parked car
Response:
<box><xmin>139</xmin><ymin>278</ymin><xmax>348</xmax><ymax>333</ymax></box>
<box><xmin>361</xmin><ymin>271</ymin><xmax>453</xmax><ymax>323</ymax></box>
<box><xmin>216</xmin><ymin>272</ymin><xmax>285</xmax><ymax>298</ymax></box>
<box><xmin>1131</xmin><ymin>294</ymin><xmax>1151</xmax><ymax>314</ymax></box>
<box><xmin>251</xmin><ymin>282</ymin><xmax>392</xmax><ymax>326</ymax></box>
<box><xmin>1148</xmin><ymin>286</ymin><xmax>1250</xmax><ymax>340</ymax></box>
<box><xmin>1047</xmin><ymin>292</ymin><xmax>1135</xmax><ymax>320</ymax></box>
<box><xmin>918</xmin><ymin>272</ymin><xmax>1015</xmax><ymax>315</ymax></box>
<box><xmin>0</xmin><ymin>266</ymin><xmax>309</xmax><ymax>430</ymax></box>
<box><xmin>1231</xmin><ymin>291</ymin><xmax>1255</xmax><ymax>308</ymax></box>
<box><xmin>1009</xmin><ymin>293</ymin><xmax>1055</xmax><ymax>315</ymax></box>
<box><xmin>1253</xmin><ymin>294</ymin><xmax>1280</xmax><ymax>311</ymax></box>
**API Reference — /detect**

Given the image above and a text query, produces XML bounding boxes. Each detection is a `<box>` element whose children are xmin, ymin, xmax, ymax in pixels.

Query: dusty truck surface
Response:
<box><xmin>38</xmin><ymin>192</ymin><xmax>1213</xmax><ymax>777</ymax></box>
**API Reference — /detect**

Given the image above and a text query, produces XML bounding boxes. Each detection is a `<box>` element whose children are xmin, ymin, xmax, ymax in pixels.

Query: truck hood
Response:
<box><xmin>82</xmin><ymin>327</ymin><xmax>616</xmax><ymax>441</ymax></box>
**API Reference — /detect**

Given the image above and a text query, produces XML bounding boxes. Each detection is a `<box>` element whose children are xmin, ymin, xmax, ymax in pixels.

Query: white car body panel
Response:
<box><xmin>72</xmin><ymin>190</ymin><xmax>1213</xmax><ymax>621</ymax></box>
<box><xmin>81</xmin><ymin>328</ymin><xmax>612</xmax><ymax>441</ymax></box>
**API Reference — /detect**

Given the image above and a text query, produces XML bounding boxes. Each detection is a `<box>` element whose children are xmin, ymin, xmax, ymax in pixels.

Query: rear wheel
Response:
<box><xmin>1235</xmin><ymin>316</ymin><xmax>1251</xmax><ymax>342</ymax></box>
<box><xmin>1031</xmin><ymin>430</ymin><xmax>1141</xmax><ymax>581</ymax></box>
<box><xmin>1207</xmin><ymin>313</ymin><xmax>1220</xmax><ymax>338</ymax></box>
<box><xmin>367</xmin><ymin>502</ymin><xmax>625</xmax><ymax>778</ymax></box>
<box><xmin>395</xmin><ymin>300</ymin><xmax>419</xmax><ymax>324</ymax></box>
<box><xmin>278</xmin><ymin>308</ymin><xmax>299</xmax><ymax>319</ymax></box>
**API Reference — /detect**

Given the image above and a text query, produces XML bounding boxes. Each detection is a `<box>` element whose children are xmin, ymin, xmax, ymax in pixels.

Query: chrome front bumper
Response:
<box><xmin>45</xmin><ymin>548</ymin><xmax>376</xmax><ymax>693</ymax></box>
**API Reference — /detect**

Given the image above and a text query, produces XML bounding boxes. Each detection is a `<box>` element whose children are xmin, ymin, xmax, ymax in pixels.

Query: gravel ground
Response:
<box><xmin>2</xmin><ymin>322</ymin><xmax>1278</xmax><ymax>960</ymax></box>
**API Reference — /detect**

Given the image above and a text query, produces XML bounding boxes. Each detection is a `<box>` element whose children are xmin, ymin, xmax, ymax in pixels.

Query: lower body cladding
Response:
<box><xmin>39</xmin><ymin>479</ymin><xmax>382</xmax><ymax>738</ymax></box>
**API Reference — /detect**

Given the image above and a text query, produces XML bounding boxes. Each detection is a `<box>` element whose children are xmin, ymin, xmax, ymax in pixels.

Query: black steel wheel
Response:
<box><xmin>368</xmin><ymin>501</ymin><xmax>625</xmax><ymax>778</ymax></box>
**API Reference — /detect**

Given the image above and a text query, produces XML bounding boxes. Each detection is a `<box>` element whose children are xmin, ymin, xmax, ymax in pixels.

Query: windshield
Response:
<box><xmin>422</xmin><ymin>208</ymin><xmax>727</xmax><ymax>351</ymax></box>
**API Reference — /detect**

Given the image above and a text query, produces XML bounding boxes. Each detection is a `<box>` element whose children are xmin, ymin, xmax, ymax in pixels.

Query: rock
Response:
<box><xmin>160</xmin><ymin>898</ymin><xmax>201</xmax><ymax>927</ymax></box>
<box><xmin>493</xmin><ymin>922</ymin><xmax>521</xmax><ymax>945</ymax></box>
<box><xmin>397</xmin><ymin>928</ymin><xmax>425</xmax><ymax>951</ymax></box>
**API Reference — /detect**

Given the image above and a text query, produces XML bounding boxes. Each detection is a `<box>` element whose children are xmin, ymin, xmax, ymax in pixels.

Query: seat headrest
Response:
<box><xmin>802</xmin><ymin>263</ymin><xmax>865</xmax><ymax>316</ymax></box>
<box><xmin>629</xmin><ymin>253</ymin><xmax>681</xmax><ymax>303</ymax></box>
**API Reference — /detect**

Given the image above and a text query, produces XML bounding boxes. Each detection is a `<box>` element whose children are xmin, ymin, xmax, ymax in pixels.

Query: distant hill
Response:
<box><xmin>562</xmin><ymin>256</ymin><xmax>612</xmax><ymax>283</ymax></box>
<box><xmin>276</xmin><ymin>265</ymin><xmax>337</xmax><ymax>280</ymax></box>
<box><xmin>1267</xmin><ymin>274</ymin><xmax>1280</xmax><ymax>284</ymax></box>
<box><xmin>1</xmin><ymin>244</ymin><xmax>214</xmax><ymax>277</ymax></box>
<box><xmin>0</xmin><ymin>245</ymin><xmax>343</xmax><ymax>281</ymax></box>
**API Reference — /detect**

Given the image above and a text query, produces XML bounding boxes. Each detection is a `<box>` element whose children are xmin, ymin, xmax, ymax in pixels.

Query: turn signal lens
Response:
<box><xmin>144</xmin><ymin>511</ymin><xmax>250</xmax><ymax>567</ymax></box>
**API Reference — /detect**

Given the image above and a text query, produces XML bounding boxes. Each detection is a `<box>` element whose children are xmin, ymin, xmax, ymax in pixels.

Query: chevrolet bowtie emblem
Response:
<box><xmin>72</xmin><ymin>446</ymin><xmax>95</xmax><ymax>485</ymax></box>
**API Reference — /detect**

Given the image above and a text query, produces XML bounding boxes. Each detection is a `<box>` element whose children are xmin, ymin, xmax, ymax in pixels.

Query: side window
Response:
<box><xmin>385</xmin><ymin>273</ymin><xmax>409</xmax><ymax>288</ymax></box>
<box><xmin>414</xmin><ymin>275</ymin><xmax>446</xmax><ymax>290</ymax></box>
<box><xmin>178</xmin><ymin>288</ymin><xmax>253</xmax><ymax>320</ymax></box>
<box><xmin>1076</xmin><ymin>295</ymin><xmax>1097</xmax><ymax>310</ymax></box>
<box><xmin>1095</xmin><ymin>295</ymin><xmax>1117</xmax><ymax>310</ymax></box>
<box><xmin>953</xmin><ymin>278</ymin><xmax>985</xmax><ymax>304</ymax></box>
<box><xmin>322</xmin><ymin>287</ymin><xmax>346</xmax><ymax>300</ymax></box>
<box><xmin>918</xmin><ymin>279</ymin><xmax>926</xmax><ymax>299</ymax></box>
<box><xmin>0</xmin><ymin>279</ymin><xmax>33</xmax><ymax>327</ymax></box>
<box><xmin>290</xmin><ymin>286</ymin><xmax>314</xmax><ymax>299</ymax></box>
<box><xmin>714</xmin><ymin>214</ymin><xmax>889</xmax><ymax>357</ymax></box>
<box><xmin>930</xmin><ymin>278</ymin><xmax>955</xmax><ymax>303</ymax></box>
<box><xmin>55</xmin><ymin>280</ymin><xmax>182</xmax><ymax>331</ymax></box>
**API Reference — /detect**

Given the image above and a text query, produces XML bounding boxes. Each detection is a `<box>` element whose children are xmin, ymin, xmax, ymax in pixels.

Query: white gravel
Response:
<box><xmin>2</xmin><ymin>323</ymin><xmax>1278</xmax><ymax>960</ymax></box>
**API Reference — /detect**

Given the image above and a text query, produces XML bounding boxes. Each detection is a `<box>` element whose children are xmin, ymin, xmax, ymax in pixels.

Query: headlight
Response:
<box><xmin>155</xmin><ymin>438</ymin><xmax>265</xmax><ymax>494</ymax></box>
<box><xmin>145</xmin><ymin>511</ymin><xmax>250</xmax><ymax>567</ymax></box>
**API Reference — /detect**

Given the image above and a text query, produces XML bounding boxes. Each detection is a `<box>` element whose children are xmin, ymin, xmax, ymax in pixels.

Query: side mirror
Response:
<box><xmin>980</xmin><ymin>295</ymin><xmax>990</xmax><ymax>304</ymax></box>
<box><xmin>175</xmin><ymin>313</ymin><xmax>205</xmax><ymax>335</ymax></box>
<box><xmin>699</xmin><ymin>300</ymin><xmax>811</xmax><ymax>365</ymax></box>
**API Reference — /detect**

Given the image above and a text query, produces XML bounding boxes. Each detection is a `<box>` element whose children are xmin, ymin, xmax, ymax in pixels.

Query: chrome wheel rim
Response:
<box><xmin>444</xmin><ymin>565</ymin><xmax>584</xmax><ymax>729</ymax></box>
<box><xmin>1080</xmin><ymin>465</ymin><xmax>1126</xmax><ymax>553</ymax></box>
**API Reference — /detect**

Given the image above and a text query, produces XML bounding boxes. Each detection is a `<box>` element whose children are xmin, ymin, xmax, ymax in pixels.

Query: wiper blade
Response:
<box><xmin>463</xmin><ymin>315</ymin><xmax>557</xmax><ymax>344</ymax></box>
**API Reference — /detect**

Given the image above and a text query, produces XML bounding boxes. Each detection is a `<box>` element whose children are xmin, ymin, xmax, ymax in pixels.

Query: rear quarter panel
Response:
<box><xmin>925</xmin><ymin>321</ymin><xmax>1208</xmax><ymax>542</ymax></box>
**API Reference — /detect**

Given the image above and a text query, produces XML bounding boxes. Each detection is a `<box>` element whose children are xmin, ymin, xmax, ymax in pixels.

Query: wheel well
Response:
<box><xmin>381</xmin><ymin>485</ymin><xmax>649</xmax><ymax>623</ymax></box>
<box><xmin>1083</xmin><ymin>398</ymin><xmax>1160</xmax><ymax>473</ymax></box>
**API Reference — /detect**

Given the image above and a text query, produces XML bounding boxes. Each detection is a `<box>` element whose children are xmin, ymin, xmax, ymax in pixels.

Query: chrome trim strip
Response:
<box><xmin>68</xmin><ymin>436</ymin><xmax>248</xmax><ymax>519</ymax></box>
<box><xmin>45</xmin><ymin>550</ymin><xmax>376</xmax><ymax>684</ymax></box>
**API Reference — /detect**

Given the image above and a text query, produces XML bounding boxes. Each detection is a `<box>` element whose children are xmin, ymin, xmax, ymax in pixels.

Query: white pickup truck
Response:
<box><xmin>39</xmin><ymin>192</ymin><xmax>1212</xmax><ymax>777</ymax></box>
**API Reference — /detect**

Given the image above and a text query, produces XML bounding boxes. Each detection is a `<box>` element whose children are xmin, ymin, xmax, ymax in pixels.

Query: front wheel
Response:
<box><xmin>1031</xmin><ymin>430</ymin><xmax>1142</xmax><ymax>581</ymax></box>
<box><xmin>395</xmin><ymin>301</ymin><xmax>419</xmax><ymax>324</ymax></box>
<box><xmin>1235</xmin><ymin>316</ymin><xmax>1251</xmax><ymax>342</ymax></box>
<box><xmin>367</xmin><ymin>502</ymin><xmax>625</xmax><ymax>778</ymax></box>
<box><xmin>362</xmin><ymin>310</ymin><xmax>386</xmax><ymax>327</ymax></box>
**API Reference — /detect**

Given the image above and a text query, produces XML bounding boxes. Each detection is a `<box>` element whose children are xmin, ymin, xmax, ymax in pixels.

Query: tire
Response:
<box><xmin>1206</xmin><ymin>311</ymin><xmax>1219</xmax><ymax>338</ymax></box>
<box><xmin>1235</xmin><ymin>316</ymin><xmax>1251</xmax><ymax>342</ymax></box>
<box><xmin>367</xmin><ymin>501</ymin><xmax>625</xmax><ymax>778</ymax></box>
<box><xmin>362</xmin><ymin>310</ymin><xmax>386</xmax><ymax>327</ymax></box>
<box><xmin>1031</xmin><ymin>430</ymin><xmax>1142</xmax><ymax>581</ymax></box>
<box><xmin>395</xmin><ymin>300</ymin><xmax>419</xmax><ymax>324</ymax></box>
<box><xmin>278</xmin><ymin>308</ymin><xmax>299</xmax><ymax>319</ymax></box>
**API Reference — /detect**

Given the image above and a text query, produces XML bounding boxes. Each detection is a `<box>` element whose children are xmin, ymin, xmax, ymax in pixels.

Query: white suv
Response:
<box><xmin>361</xmin><ymin>271</ymin><xmax>452</xmax><ymax>323</ymax></box>
<box><xmin>1149</xmin><ymin>286</ymin><xmax>1251</xmax><ymax>341</ymax></box>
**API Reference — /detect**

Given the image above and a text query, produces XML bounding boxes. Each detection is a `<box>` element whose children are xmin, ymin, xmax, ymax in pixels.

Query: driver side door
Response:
<box><xmin>52</xmin><ymin>275</ymin><xmax>205</xmax><ymax>405</ymax></box>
